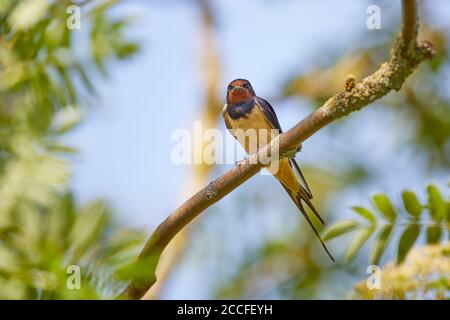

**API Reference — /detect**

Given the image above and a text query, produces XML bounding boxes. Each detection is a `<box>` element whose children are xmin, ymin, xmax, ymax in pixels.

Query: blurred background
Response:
<box><xmin>0</xmin><ymin>0</ymin><xmax>448</xmax><ymax>299</ymax></box>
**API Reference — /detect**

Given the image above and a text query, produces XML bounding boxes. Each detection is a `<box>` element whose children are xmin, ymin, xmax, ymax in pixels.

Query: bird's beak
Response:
<box><xmin>232</xmin><ymin>86</ymin><xmax>245</xmax><ymax>92</ymax></box>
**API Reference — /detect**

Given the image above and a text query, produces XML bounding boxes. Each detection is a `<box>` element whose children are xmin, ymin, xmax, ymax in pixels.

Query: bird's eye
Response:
<box><xmin>227</xmin><ymin>85</ymin><xmax>233</xmax><ymax>90</ymax></box>
<box><xmin>243</xmin><ymin>83</ymin><xmax>249</xmax><ymax>89</ymax></box>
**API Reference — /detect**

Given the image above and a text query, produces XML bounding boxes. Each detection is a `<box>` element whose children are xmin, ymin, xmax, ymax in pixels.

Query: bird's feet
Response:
<box><xmin>281</xmin><ymin>144</ymin><xmax>302</xmax><ymax>158</ymax></box>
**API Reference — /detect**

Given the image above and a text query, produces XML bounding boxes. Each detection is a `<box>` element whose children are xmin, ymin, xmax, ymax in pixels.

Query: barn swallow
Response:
<box><xmin>223</xmin><ymin>78</ymin><xmax>334</xmax><ymax>261</ymax></box>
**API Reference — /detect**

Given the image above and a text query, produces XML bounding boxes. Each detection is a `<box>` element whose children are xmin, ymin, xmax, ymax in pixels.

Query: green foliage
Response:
<box><xmin>397</xmin><ymin>223</ymin><xmax>420</xmax><ymax>264</ymax></box>
<box><xmin>427</xmin><ymin>185</ymin><xmax>446</xmax><ymax>221</ymax></box>
<box><xmin>372</xmin><ymin>194</ymin><xmax>396</xmax><ymax>221</ymax></box>
<box><xmin>426</xmin><ymin>225</ymin><xmax>442</xmax><ymax>244</ymax></box>
<box><xmin>322</xmin><ymin>220</ymin><xmax>358</xmax><ymax>241</ymax></box>
<box><xmin>0</xmin><ymin>192</ymin><xmax>146</xmax><ymax>299</ymax></box>
<box><xmin>344</xmin><ymin>226</ymin><xmax>375</xmax><ymax>262</ymax></box>
<box><xmin>401</xmin><ymin>190</ymin><xmax>422</xmax><ymax>218</ymax></box>
<box><xmin>116</xmin><ymin>254</ymin><xmax>158</xmax><ymax>284</ymax></box>
<box><xmin>0</xmin><ymin>0</ymin><xmax>144</xmax><ymax>299</ymax></box>
<box><xmin>370</xmin><ymin>224</ymin><xmax>393</xmax><ymax>265</ymax></box>
<box><xmin>351</xmin><ymin>207</ymin><xmax>376</xmax><ymax>224</ymax></box>
<box><xmin>0</xmin><ymin>0</ymin><xmax>138</xmax><ymax>138</ymax></box>
<box><xmin>322</xmin><ymin>184</ymin><xmax>449</xmax><ymax>265</ymax></box>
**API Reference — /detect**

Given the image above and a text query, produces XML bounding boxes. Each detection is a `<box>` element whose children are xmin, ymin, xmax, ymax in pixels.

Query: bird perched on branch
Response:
<box><xmin>223</xmin><ymin>78</ymin><xmax>334</xmax><ymax>261</ymax></box>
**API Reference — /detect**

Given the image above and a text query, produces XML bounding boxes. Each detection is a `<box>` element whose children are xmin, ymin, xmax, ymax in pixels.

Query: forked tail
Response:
<box><xmin>280</xmin><ymin>183</ymin><xmax>335</xmax><ymax>261</ymax></box>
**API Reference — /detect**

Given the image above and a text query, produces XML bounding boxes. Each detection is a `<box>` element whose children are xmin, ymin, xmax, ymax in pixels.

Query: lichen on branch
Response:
<box><xmin>322</xmin><ymin>38</ymin><xmax>435</xmax><ymax>119</ymax></box>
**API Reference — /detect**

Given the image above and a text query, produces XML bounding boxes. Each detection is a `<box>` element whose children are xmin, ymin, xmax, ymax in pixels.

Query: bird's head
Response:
<box><xmin>226</xmin><ymin>79</ymin><xmax>255</xmax><ymax>105</ymax></box>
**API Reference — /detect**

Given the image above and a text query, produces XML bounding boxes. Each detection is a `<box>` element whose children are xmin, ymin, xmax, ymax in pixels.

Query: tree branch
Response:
<box><xmin>120</xmin><ymin>0</ymin><xmax>435</xmax><ymax>299</ymax></box>
<box><xmin>401</xmin><ymin>0</ymin><xmax>418</xmax><ymax>50</ymax></box>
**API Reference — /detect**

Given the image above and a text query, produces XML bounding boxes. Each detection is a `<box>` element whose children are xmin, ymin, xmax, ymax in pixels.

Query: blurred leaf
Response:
<box><xmin>427</xmin><ymin>184</ymin><xmax>446</xmax><ymax>222</ymax></box>
<box><xmin>51</xmin><ymin>107</ymin><xmax>83</xmax><ymax>134</ymax></box>
<box><xmin>373</xmin><ymin>194</ymin><xmax>397</xmax><ymax>221</ymax></box>
<box><xmin>115</xmin><ymin>254</ymin><xmax>159</xmax><ymax>284</ymax></box>
<box><xmin>397</xmin><ymin>223</ymin><xmax>420</xmax><ymax>264</ymax></box>
<box><xmin>426</xmin><ymin>225</ymin><xmax>442</xmax><ymax>244</ymax></box>
<box><xmin>0</xmin><ymin>148</ymin><xmax>70</xmax><ymax>220</ymax></box>
<box><xmin>69</xmin><ymin>201</ymin><xmax>108</xmax><ymax>258</ymax></box>
<box><xmin>351</xmin><ymin>206</ymin><xmax>376</xmax><ymax>224</ymax></box>
<box><xmin>46</xmin><ymin>193</ymin><xmax>75</xmax><ymax>250</ymax></box>
<box><xmin>9</xmin><ymin>0</ymin><xmax>49</xmax><ymax>30</ymax></box>
<box><xmin>401</xmin><ymin>190</ymin><xmax>422</xmax><ymax>218</ymax></box>
<box><xmin>0</xmin><ymin>245</ymin><xmax>20</xmax><ymax>273</ymax></box>
<box><xmin>98</xmin><ymin>230</ymin><xmax>146</xmax><ymax>265</ymax></box>
<box><xmin>322</xmin><ymin>220</ymin><xmax>358</xmax><ymax>241</ymax></box>
<box><xmin>370</xmin><ymin>224</ymin><xmax>393</xmax><ymax>265</ymax></box>
<box><xmin>116</xmin><ymin>43</ymin><xmax>139</xmax><ymax>59</ymax></box>
<box><xmin>345</xmin><ymin>226</ymin><xmax>375</xmax><ymax>263</ymax></box>
<box><xmin>45</xmin><ymin>142</ymin><xmax>78</xmax><ymax>155</ymax></box>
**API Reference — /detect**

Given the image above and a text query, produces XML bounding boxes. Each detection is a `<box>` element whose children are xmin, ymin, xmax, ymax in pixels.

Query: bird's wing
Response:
<box><xmin>255</xmin><ymin>97</ymin><xmax>283</xmax><ymax>132</ymax></box>
<box><xmin>256</xmin><ymin>97</ymin><xmax>313</xmax><ymax>199</ymax></box>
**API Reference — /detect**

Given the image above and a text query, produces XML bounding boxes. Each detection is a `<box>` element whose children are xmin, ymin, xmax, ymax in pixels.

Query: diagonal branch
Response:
<box><xmin>120</xmin><ymin>0</ymin><xmax>435</xmax><ymax>299</ymax></box>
